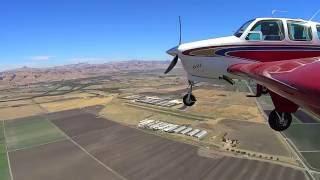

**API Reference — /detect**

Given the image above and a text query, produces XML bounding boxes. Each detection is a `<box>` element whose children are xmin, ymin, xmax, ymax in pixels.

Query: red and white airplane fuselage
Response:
<box><xmin>166</xmin><ymin>17</ymin><xmax>320</xmax><ymax>131</ymax></box>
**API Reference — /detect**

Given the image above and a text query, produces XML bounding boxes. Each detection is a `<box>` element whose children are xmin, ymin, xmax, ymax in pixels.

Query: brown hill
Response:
<box><xmin>0</xmin><ymin>60</ymin><xmax>171</xmax><ymax>86</ymax></box>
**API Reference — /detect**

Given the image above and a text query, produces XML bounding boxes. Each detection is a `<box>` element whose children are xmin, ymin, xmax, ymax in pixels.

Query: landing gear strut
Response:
<box><xmin>268</xmin><ymin>110</ymin><xmax>292</xmax><ymax>131</ymax></box>
<box><xmin>183</xmin><ymin>81</ymin><xmax>197</xmax><ymax>106</ymax></box>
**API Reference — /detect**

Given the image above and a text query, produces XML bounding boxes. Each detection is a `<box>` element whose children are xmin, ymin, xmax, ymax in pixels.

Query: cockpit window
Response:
<box><xmin>316</xmin><ymin>25</ymin><xmax>320</xmax><ymax>39</ymax></box>
<box><xmin>234</xmin><ymin>19</ymin><xmax>254</xmax><ymax>37</ymax></box>
<box><xmin>246</xmin><ymin>20</ymin><xmax>285</xmax><ymax>41</ymax></box>
<box><xmin>287</xmin><ymin>21</ymin><xmax>312</xmax><ymax>41</ymax></box>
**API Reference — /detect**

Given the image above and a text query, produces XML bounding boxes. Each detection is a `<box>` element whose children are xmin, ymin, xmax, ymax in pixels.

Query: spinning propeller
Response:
<box><xmin>164</xmin><ymin>16</ymin><xmax>182</xmax><ymax>74</ymax></box>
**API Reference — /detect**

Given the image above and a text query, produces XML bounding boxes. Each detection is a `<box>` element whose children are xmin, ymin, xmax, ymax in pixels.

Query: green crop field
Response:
<box><xmin>0</xmin><ymin>153</ymin><xmax>10</xmax><ymax>180</ymax></box>
<box><xmin>0</xmin><ymin>121</ymin><xmax>10</xmax><ymax>180</ymax></box>
<box><xmin>301</xmin><ymin>152</ymin><xmax>320</xmax><ymax>171</ymax></box>
<box><xmin>284</xmin><ymin>124</ymin><xmax>320</xmax><ymax>151</ymax></box>
<box><xmin>0</xmin><ymin>121</ymin><xmax>5</xmax><ymax>153</ymax></box>
<box><xmin>5</xmin><ymin>117</ymin><xmax>66</xmax><ymax>151</ymax></box>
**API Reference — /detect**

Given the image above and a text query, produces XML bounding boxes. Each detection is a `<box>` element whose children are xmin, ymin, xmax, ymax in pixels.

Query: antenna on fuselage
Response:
<box><xmin>271</xmin><ymin>9</ymin><xmax>288</xmax><ymax>17</ymax></box>
<box><xmin>309</xmin><ymin>8</ymin><xmax>320</xmax><ymax>21</ymax></box>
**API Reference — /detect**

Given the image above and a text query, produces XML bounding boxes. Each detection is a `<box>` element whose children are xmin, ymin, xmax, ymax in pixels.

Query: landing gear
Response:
<box><xmin>183</xmin><ymin>81</ymin><xmax>197</xmax><ymax>106</ymax></box>
<box><xmin>247</xmin><ymin>84</ymin><xmax>268</xmax><ymax>97</ymax></box>
<box><xmin>183</xmin><ymin>93</ymin><xmax>196</xmax><ymax>106</ymax></box>
<box><xmin>268</xmin><ymin>110</ymin><xmax>292</xmax><ymax>131</ymax></box>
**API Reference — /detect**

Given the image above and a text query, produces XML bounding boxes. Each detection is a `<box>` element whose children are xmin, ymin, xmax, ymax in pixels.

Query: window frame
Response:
<box><xmin>287</xmin><ymin>20</ymin><xmax>313</xmax><ymax>41</ymax></box>
<box><xmin>234</xmin><ymin>19</ymin><xmax>255</xmax><ymax>38</ymax></box>
<box><xmin>245</xmin><ymin>19</ymin><xmax>285</xmax><ymax>42</ymax></box>
<box><xmin>316</xmin><ymin>24</ymin><xmax>320</xmax><ymax>40</ymax></box>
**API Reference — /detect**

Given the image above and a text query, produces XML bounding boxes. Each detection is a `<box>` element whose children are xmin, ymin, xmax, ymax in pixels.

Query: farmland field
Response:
<box><xmin>283</xmin><ymin>124</ymin><xmax>320</xmax><ymax>151</ymax></box>
<box><xmin>0</xmin><ymin>121</ymin><xmax>10</xmax><ymax>180</ymax></box>
<box><xmin>0</xmin><ymin>105</ymin><xmax>45</xmax><ymax>121</ymax></box>
<box><xmin>0</xmin><ymin>121</ymin><xmax>5</xmax><ymax>153</ymax></box>
<box><xmin>5</xmin><ymin>117</ymin><xmax>66</xmax><ymax>151</ymax></box>
<box><xmin>0</xmin><ymin>68</ymin><xmax>313</xmax><ymax>179</ymax></box>
<box><xmin>301</xmin><ymin>152</ymin><xmax>320</xmax><ymax>171</ymax></box>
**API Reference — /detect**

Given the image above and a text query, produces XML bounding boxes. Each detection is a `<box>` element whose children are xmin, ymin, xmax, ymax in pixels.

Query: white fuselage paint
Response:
<box><xmin>176</xmin><ymin>36</ymin><xmax>251</xmax><ymax>83</ymax></box>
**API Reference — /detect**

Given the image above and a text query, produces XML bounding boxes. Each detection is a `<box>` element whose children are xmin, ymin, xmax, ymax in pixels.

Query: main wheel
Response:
<box><xmin>183</xmin><ymin>94</ymin><xmax>196</xmax><ymax>106</ymax></box>
<box><xmin>268</xmin><ymin>110</ymin><xmax>292</xmax><ymax>131</ymax></box>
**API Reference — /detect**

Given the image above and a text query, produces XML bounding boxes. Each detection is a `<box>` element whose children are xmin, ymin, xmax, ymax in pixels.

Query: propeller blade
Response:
<box><xmin>179</xmin><ymin>16</ymin><xmax>182</xmax><ymax>45</ymax></box>
<box><xmin>164</xmin><ymin>55</ymin><xmax>178</xmax><ymax>74</ymax></box>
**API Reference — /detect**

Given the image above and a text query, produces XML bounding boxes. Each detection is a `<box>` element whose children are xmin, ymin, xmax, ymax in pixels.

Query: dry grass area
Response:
<box><xmin>157</xmin><ymin>85</ymin><xmax>187</xmax><ymax>93</ymax></box>
<box><xmin>0</xmin><ymin>105</ymin><xmax>45</xmax><ymax>120</ymax></box>
<box><xmin>34</xmin><ymin>92</ymin><xmax>96</xmax><ymax>103</ymax></box>
<box><xmin>188</xmin><ymin>89</ymin><xmax>264</xmax><ymax>123</ymax></box>
<box><xmin>150</xmin><ymin>114</ymin><xmax>197</xmax><ymax>125</ymax></box>
<box><xmin>213</xmin><ymin>105</ymin><xmax>264</xmax><ymax>122</ymax></box>
<box><xmin>99</xmin><ymin>99</ymin><xmax>154</xmax><ymax>125</ymax></box>
<box><xmin>0</xmin><ymin>99</ymin><xmax>34</xmax><ymax>108</ymax></box>
<box><xmin>40</xmin><ymin>96</ymin><xmax>113</xmax><ymax>112</ymax></box>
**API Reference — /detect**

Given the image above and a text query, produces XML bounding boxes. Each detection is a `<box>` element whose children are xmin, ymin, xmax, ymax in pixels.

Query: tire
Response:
<box><xmin>183</xmin><ymin>94</ymin><xmax>196</xmax><ymax>106</ymax></box>
<box><xmin>268</xmin><ymin>110</ymin><xmax>292</xmax><ymax>131</ymax></box>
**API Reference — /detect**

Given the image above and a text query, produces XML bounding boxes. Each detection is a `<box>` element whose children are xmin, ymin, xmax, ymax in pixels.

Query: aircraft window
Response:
<box><xmin>234</xmin><ymin>19</ymin><xmax>255</xmax><ymax>37</ymax></box>
<box><xmin>246</xmin><ymin>20</ymin><xmax>285</xmax><ymax>41</ymax></box>
<box><xmin>317</xmin><ymin>25</ymin><xmax>320</xmax><ymax>39</ymax></box>
<box><xmin>287</xmin><ymin>21</ymin><xmax>312</xmax><ymax>41</ymax></box>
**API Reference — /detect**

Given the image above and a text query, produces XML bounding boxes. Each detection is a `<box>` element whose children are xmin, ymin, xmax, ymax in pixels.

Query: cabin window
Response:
<box><xmin>287</xmin><ymin>21</ymin><xmax>312</xmax><ymax>41</ymax></box>
<box><xmin>246</xmin><ymin>20</ymin><xmax>285</xmax><ymax>41</ymax></box>
<box><xmin>317</xmin><ymin>25</ymin><xmax>320</xmax><ymax>39</ymax></box>
<box><xmin>234</xmin><ymin>19</ymin><xmax>255</xmax><ymax>37</ymax></box>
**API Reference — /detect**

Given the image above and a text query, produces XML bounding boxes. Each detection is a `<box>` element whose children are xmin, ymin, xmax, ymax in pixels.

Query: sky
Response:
<box><xmin>1</xmin><ymin>0</ymin><xmax>320</xmax><ymax>70</ymax></box>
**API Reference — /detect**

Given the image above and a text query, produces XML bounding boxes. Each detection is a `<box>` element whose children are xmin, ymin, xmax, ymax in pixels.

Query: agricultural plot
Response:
<box><xmin>0</xmin><ymin>105</ymin><xmax>45</xmax><ymax>120</ymax></box>
<box><xmin>283</xmin><ymin>124</ymin><xmax>320</xmax><ymax>151</ymax></box>
<box><xmin>212</xmin><ymin>119</ymin><xmax>291</xmax><ymax>157</ymax></box>
<box><xmin>5</xmin><ymin>117</ymin><xmax>66</xmax><ymax>151</ymax></box>
<box><xmin>40</xmin><ymin>97</ymin><xmax>112</xmax><ymax>112</ymax></box>
<box><xmin>283</xmin><ymin>124</ymin><xmax>320</xmax><ymax>171</ymax></box>
<box><xmin>0</xmin><ymin>121</ymin><xmax>5</xmax><ymax>153</ymax></box>
<box><xmin>0</xmin><ymin>152</ymin><xmax>10</xmax><ymax>180</ymax></box>
<box><xmin>4</xmin><ymin>108</ymin><xmax>308</xmax><ymax>180</ymax></box>
<box><xmin>51</xmin><ymin>113</ymin><xmax>118</xmax><ymax>137</ymax></box>
<box><xmin>301</xmin><ymin>152</ymin><xmax>320</xmax><ymax>171</ymax></box>
<box><xmin>9</xmin><ymin>140</ymin><xmax>122</xmax><ymax>180</ymax></box>
<box><xmin>0</xmin><ymin>121</ymin><xmax>10</xmax><ymax>180</ymax></box>
<box><xmin>294</xmin><ymin>110</ymin><xmax>320</xmax><ymax>123</ymax></box>
<box><xmin>65</xmin><ymin>112</ymin><xmax>306</xmax><ymax>180</ymax></box>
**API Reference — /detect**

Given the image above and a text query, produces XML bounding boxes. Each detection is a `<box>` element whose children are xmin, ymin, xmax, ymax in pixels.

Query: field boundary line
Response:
<box><xmin>299</xmin><ymin>150</ymin><xmax>320</xmax><ymax>153</ymax></box>
<box><xmin>292</xmin><ymin>122</ymin><xmax>320</xmax><ymax>125</ymax></box>
<box><xmin>3</xmin><ymin>120</ymin><xmax>14</xmax><ymax>180</ymax></box>
<box><xmin>47</xmin><ymin>120</ymin><xmax>127</xmax><ymax>180</ymax></box>
<box><xmin>8</xmin><ymin>138</ymin><xmax>67</xmax><ymax>153</ymax></box>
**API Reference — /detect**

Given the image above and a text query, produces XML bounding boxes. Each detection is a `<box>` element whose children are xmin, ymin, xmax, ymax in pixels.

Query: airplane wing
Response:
<box><xmin>227</xmin><ymin>57</ymin><xmax>320</xmax><ymax>113</ymax></box>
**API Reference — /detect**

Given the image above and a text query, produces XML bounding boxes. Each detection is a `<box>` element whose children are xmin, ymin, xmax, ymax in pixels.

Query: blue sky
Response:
<box><xmin>1</xmin><ymin>0</ymin><xmax>320</xmax><ymax>70</ymax></box>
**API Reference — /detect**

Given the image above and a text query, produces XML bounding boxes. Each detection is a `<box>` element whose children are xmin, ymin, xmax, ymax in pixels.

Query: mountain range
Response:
<box><xmin>0</xmin><ymin>60</ymin><xmax>171</xmax><ymax>86</ymax></box>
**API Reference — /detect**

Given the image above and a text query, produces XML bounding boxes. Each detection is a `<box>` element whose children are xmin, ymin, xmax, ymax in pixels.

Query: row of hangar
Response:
<box><xmin>138</xmin><ymin>119</ymin><xmax>208</xmax><ymax>139</ymax></box>
<box><xmin>124</xmin><ymin>95</ymin><xmax>182</xmax><ymax>107</ymax></box>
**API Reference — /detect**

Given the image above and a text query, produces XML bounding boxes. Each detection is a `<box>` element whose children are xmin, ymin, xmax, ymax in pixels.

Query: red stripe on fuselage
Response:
<box><xmin>228</xmin><ymin>51</ymin><xmax>320</xmax><ymax>62</ymax></box>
